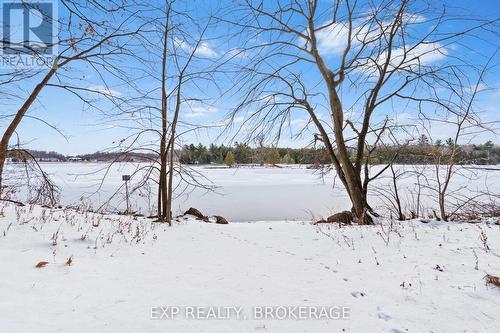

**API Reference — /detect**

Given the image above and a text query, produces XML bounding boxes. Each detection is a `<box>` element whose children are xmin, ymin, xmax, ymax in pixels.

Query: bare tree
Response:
<box><xmin>158</xmin><ymin>1</ymin><xmax>173</xmax><ymax>222</ymax></box>
<box><xmin>161</xmin><ymin>16</ymin><xmax>213</xmax><ymax>224</ymax></box>
<box><xmin>223</xmin><ymin>0</ymin><xmax>498</xmax><ymax>223</ymax></box>
<box><xmin>93</xmin><ymin>2</ymin><xmax>221</xmax><ymax>222</ymax></box>
<box><xmin>424</xmin><ymin>53</ymin><xmax>497</xmax><ymax>221</ymax></box>
<box><xmin>0</xmin><ymin>1</ymin><xmax>147</xmax><ymax>196</ymax></box>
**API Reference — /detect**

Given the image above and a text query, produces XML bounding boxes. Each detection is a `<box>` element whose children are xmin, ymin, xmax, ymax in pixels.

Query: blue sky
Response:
<box><xmin>2</xmin><ymin>0</ymin><xmax>499</xmax><ymax>155</ymax></box>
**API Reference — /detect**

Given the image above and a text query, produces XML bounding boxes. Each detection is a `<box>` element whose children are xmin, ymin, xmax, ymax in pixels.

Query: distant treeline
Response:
<box><xmin>76</xmin><ymin>151</ymin><xmax>155</xmax><ymax>162</ymax></box>
<box><xmin>7</xmin><ymin>149</ymin><xmax>66</xmax><ymax>162</ymax></box>
<box><xmin>179</xmin><ymin>139</ymin><xmax>500</xmax><ymax>166</ymax></box>
<box><xmin>6</xmin><ymin>150</ymin><xmax>155</xmax><ymax>162</ymax></box>
<box><xmin>179</xmin><ymin>143</ymin><xmax>330</xmax><ymax>165</ymax></box>
<box><xmin>6</xmin><ymin>139</ymin><xmax>500</xmax><ymax>165</ymax></box>
<box><xmin>370</xmin><ymin>140</ymin><xmax>500</xmax><ymax>165</ymax></box>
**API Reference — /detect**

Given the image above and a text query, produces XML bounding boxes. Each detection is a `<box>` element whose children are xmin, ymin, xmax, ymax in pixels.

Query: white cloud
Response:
<box><xmin>315</xmin><ymin>22</ymin><xmax>351</xmax><ymax>56</ymax></box>
<box><xmin>312</xmin><ymin>13</ymin><xmax>442</xmax><ymax>70</ymax></box>
<box><xmin>356</xmin><ymin>42</ymin><xmax>447</xmax><ymax>73</ymax></box>
<box><xmin>87</xmin><ymin>85</ymin><xmax>122</xmax><ymax>97</ymax></box>
<box><xmin>401</xmin><ymin>42</ymin><xmax>448</xmax><ymax>66</ymax></box>
<box><xmin>226</xmin><ymin>48</ymin><xmax>249</xmax><ymax>59</ymax></box>
<box><xmin>196</xmin><ymin>42</ymin><xmax>218</xmax><ymax>58</ymax></box>
<box><xmin>174</xmin><ymin>37</ymin><xmax>217</xmax><ymax>58</ymax></box>
<box><xmin>402</xmin><ymin>13</ymin><xmax>426</xmax><ymax>24</ymax></box>
<box><xmin>184</xmin><ymin>104</ymin><xmax>217</xmax><ymax>118</ymax></box>
<box><xmin>312</xmin><ymin>18</ymin><xmax>376</xmax><ymax>56</ymax></box>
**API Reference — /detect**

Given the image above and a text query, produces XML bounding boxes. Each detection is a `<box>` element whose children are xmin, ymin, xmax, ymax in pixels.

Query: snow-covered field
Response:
<box><xmin>1</xmin><ymin>203</ymin><xmax>499</xmax><ymax>332</ymax></box>
<box><xmin>2</xmin><ymin>163</ymin><xmax>499</xmax><ymax>331</ymax></box>
<box><xmin>4</xmin><ymin>163</ymin><xmax>500</xmax><ymax>221</ymax></box>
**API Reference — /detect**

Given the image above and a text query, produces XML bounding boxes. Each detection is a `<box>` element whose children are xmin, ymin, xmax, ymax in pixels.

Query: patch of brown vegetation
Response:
<box><xmin>485</xmin><ymin>274</ymin><xmax>500</xmax><ymax>288</ymax></box>
<box><xmin>35</xmin><ymin>261</ymin><xmax>48</xmax><ymax>268</ymax></box>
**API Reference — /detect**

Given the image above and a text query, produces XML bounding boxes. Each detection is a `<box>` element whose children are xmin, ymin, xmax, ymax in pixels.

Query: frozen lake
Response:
<box><xmin>4</xmin><ymin>162</ymin><xmax>499</xmax><ymax>221</ymax></box>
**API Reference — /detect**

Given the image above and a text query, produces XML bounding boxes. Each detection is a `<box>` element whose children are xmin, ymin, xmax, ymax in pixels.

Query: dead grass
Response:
<box><xmin>484</xmin><ymin>274</ymin><xmax>500</xmax><ymax>288</ymax></box>
<box><xmin>35</xmin><ymin>261</ymin><xmax>49</xmax><ymax>268</ymax></box>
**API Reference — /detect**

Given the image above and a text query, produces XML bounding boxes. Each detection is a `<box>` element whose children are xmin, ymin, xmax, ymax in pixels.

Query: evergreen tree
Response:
<box><xmin>281</xmin><ymin>153</ymin><xmax>295</xmax><ymax>164</ymax></box>
<box><xmin>225</xmin><ymin>151</ymin><xmax>236</xmax><ymax>167</ymax></box>
<box><xmin>268</xmin><ymin>149</ymin><xmax>281</xmax><ymax>164</ymax></box>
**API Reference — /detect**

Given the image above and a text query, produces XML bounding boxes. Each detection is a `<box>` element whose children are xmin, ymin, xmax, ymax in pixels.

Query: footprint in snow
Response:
<box><xmin>377</xmin><ymin>312</ymin><xmax>392</xmax><ymax>321</ymax></box>
<box><xmin>350</xmin><ymin>291</ymin><xmax>366</xmax><ymax>298</ymax></box>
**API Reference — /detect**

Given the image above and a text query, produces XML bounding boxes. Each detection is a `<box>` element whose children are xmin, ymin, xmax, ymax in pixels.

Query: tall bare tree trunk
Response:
<box><xmin>308</xmin><ymin>19</ymin><xmax>372</xmax><ymax>224</ymax></box>
<box><xmin>165</xmin><ymin>77</ymin><xmax>182</xmax><ymax>226</ymax></box>
<box><xmin>157</xmin><ymin>5</ymin><xmax>171</xmax><ymax>221</ymax></box>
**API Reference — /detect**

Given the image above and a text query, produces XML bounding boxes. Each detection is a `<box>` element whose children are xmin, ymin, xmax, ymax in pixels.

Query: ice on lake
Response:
<box><xmin>4</xmin><ymin>162</ymin><xmax>499</xmax><ymax>221</ymax></box>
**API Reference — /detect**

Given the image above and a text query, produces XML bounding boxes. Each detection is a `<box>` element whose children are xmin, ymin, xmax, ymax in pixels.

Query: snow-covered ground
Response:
<box><xmin>4</xmin><ymin>163</ymin><xmax>500</xmax><ymax>221</ymax></box>
<box><xmin>1</xmin><ymin>203</ymin><xmax>499</xmax><ymax>332</ymax></box>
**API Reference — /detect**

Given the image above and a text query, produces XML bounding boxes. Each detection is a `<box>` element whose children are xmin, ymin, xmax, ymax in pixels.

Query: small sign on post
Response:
<box><xmin>122</xmin><ymin>175</ymin><xmax>131</xmax><ymax>213</ymax></box>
